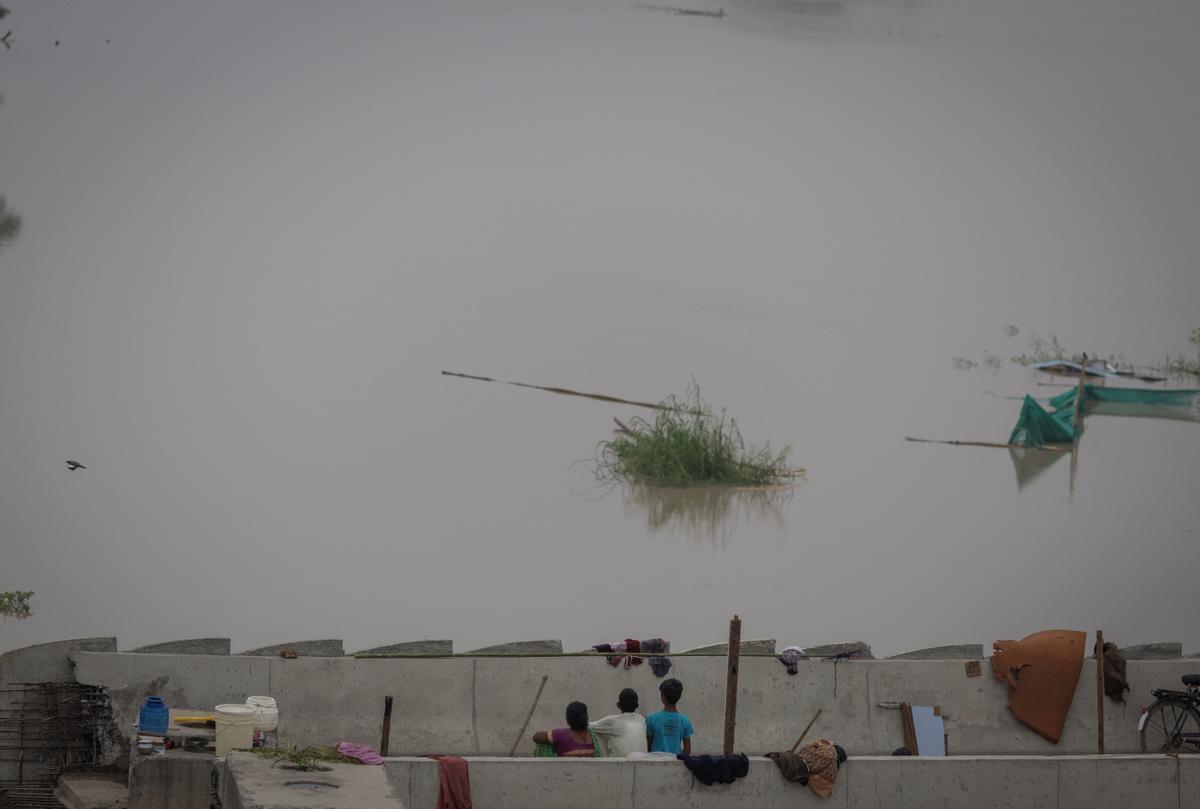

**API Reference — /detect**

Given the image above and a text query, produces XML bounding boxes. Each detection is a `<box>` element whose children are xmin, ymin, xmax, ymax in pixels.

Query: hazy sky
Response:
<box><xmin>1</xmin><ymin>0</ymin><xmax>1198</xmax><ymax>656</ymax></box>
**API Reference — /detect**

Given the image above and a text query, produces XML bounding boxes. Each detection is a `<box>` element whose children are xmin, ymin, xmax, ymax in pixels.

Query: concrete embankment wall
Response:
<box><xmin>69</xmin><ymin>651</ymin><xmax>1198</xmax><ymax>756</ymax></box>
<box><xmin>384</xmin><ymin>755</ymin><xmax>1200</xmax><ymax>809</ymax></box>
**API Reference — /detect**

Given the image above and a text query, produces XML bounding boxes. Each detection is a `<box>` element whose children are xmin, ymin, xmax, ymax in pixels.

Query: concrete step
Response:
<box><xmin>56</xmin><ymin>772</ymin><xmax>128</xmax><ymax>809</ymax></box>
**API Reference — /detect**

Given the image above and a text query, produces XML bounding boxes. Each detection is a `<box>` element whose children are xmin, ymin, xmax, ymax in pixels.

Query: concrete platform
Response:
<box><xmin>56</xmin><ymin>772</ymin><xmax>128</xmax><ymax>809</ymax></box>
<box><xmin>220</xmin><ymin>752</ymin><xmax>404</xmax><ymax>809</ymax></box>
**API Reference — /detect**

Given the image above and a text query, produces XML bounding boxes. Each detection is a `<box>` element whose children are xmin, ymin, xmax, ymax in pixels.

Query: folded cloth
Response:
<box><xmin>593</xmin><ymin>643</ymin><xmax>614</xmax><ymax>653</ymax></box>
<box><xmin>649</xmin><ymin>656</ymin><xmax>672</xmax><ymax>677</ymax></box>
<box><xmin>641</xmin><ymin>638</ymin><xmax>669</xmax><ymax>654</ymax></box>
<box><xmin>765</xmin><ymin>751</ymin><xmax>809</xmax><ymax>784</ymax></box>
<box><xmin>777</xmin><ymin>645</ymin><xmax>805</xmax><ymax>675</ymax></box>
<box><xmin>677</xmin><ymin>753</ymin><xmax>750</xmax><ymax>785</ymax></box>
<box><xmin>795</xmin><ymin>740</ymin><xmax>841</xmax><ymax>797</ymax></box>
<box><xmin>428</xmin><ymin>755</ymin><xmax>472</xmax><ymax>809</ymax></box>
<box><xmin>337</xmin><ymin>741</ymin><xmax>383</xmax><ymax>764</ymax></box>
<box><xmin>1103</xmin><ymin>642</ymin><xmax>1130</xmax><ymax>702</ymax></box>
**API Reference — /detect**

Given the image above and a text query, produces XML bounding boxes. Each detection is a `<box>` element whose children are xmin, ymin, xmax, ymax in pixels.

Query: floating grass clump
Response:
<box><xmin>597</xmin><ymin>384</ymin><xmax>794</xmax><ymax>487</ymax></box>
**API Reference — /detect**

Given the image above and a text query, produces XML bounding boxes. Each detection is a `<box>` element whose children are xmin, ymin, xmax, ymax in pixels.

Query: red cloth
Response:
<box><xmin>428</xmin><ymin>755</ymin><xmax>471</xmax><ymax>809</ymax></box>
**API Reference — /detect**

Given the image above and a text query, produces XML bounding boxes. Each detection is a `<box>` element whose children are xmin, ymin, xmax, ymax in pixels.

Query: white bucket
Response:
<box><xmin>214</xmin><ymin>704</ymin><xmax>256</xmax><ymax>757</ymax></box>
<box><xmin>245</xmin><ymin>696</ymin><xmax>278</xmax><ymax>732</ymax></box>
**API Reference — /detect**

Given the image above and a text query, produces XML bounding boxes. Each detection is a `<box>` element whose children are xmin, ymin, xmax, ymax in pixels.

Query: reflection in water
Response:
<box><xmin>1008</xmin><ymin>447</ymin><xmax>1067</xmax><ymax>493</ymax></box>
<box><xmin>0</xmin><ymin>194</ymin><xmax>21</xmax><ymax>249</ymax></box>
<box><xmin>622</xmin><ymin>484</ymin><xmax>793</xmax><ymax>546</ymax></box>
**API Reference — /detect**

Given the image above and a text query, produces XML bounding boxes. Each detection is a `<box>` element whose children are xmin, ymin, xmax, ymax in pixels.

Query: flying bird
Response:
<box><xmin>66</xmin><ymin>460</ymin><xmax>86</xmax><ymax>471</ymax></box>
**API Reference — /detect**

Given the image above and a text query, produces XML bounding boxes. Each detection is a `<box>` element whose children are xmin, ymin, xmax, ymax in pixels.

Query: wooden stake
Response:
<box><xmin>788</xmin><ymin>708</ymin><xmax>823</xmax><ymax>753</ymax></box>
<box><xmin>1070</xmin><ymin>356</ymin><xmax>1087</xmax><ymax>499</ymax></box>
<box><xmin>723</xmin><ymin>615</ymin><xmax>742</xmax><ymax>756</ymax></box>
<box><xmin>380</xmin><ymin>695</ymin><xmax>393</xmax><ymax>757</ymax></box>
<box><xmin>509</xmin><ymin>674</ymin><xmax>549</xmax><ymax>757</ymax></box>
<box><xmin>1096</xmin><ymin>630</ymin><xmax>1106</xmax><ymax>754</ymax></box>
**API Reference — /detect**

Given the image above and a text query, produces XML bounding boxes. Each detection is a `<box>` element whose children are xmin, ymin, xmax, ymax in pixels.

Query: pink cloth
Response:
<box><xmin>337</xmin><ymin>741</ymin><xmax>383</xmax><ymax>764</ymax></box>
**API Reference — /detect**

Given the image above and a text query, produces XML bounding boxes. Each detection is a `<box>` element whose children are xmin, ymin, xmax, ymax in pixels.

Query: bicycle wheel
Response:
<box><xmin>1140</xmin><ymin>699</ymin><xmax>1200</xmax><ymax>753</ymax></box>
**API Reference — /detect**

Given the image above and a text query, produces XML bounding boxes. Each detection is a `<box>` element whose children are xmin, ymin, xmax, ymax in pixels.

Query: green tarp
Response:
<box><xmin>1009</xmin><ymin>385</ymin><xmax>1200</xmax><ymax>448</ymax></box>
<box><xmin>1009</xmin><ymin>395</ymin><xmax>1077</xmax><ymax>448</ymax></box>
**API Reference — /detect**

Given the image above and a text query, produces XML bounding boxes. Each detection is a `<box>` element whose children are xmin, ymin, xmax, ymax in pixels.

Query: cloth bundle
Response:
<box><xmin>777</xmin><ymin>645</ymin><xmax>805</xmax><ymax>675</ymax></box>
<box><xmin>592</xmin><ymin>638</ymin><xmax>672</xmax><ymax>677</ymax></box>
<box><xmin>677</xmin><ymin>753</ymin><xmax>750</xmax><ymax>785</ymax></box>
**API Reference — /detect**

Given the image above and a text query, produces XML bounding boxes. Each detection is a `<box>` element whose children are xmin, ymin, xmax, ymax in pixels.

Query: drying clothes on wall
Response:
<box><xmin>764</xmin><ymin>751</ymin><xmax>809</xmax><ymax>784</ymax></box>
<box><xmin>677</xmin><ymin>753</ymin><xmax>750</xmax><ymax>785</ymax></box>
<box><xmin>777</xmin><ymin>645</ymin><xmax>805</xmax><ymax>675</ymax></box>
<box><xmin>802</xmin><ymin>740</ymin><xmax>845</xmax><ymax>798</ymax></box>
<box><xmin>649</xmin><ymin>656</ymin><xmax>672</xmax><ymax>677</ymax></box>
<box><xmin>592</xmin><ymin>638</ymin><xmax>672</xmax><ymax>676</ymax></box>
<box><xmin>428</xmin><ymin>755</ymin><xmax>472</xmax><ymax>809</ymax></box>
<box><xmin>1103</xmin><ymin>642</ymin><xmax>1130</xmax><ymax>702</ymax></box>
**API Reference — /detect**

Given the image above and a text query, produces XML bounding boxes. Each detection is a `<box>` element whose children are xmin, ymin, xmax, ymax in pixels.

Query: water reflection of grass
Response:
<box><xmin>0</xmin><ymin>194</ymin><xmax>21</xmax><ymax>247</ymax></box>
<box><xmin>622</xmin><ymin>484</ymin><xmax>794</xmax><ymax>547</ymax></box>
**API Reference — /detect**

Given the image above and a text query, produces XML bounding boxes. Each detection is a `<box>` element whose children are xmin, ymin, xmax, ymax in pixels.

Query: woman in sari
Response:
<box><xmin>532</xmin><ymin>701</ymin><xmax>600</xmax><ymax>757</ymax></box>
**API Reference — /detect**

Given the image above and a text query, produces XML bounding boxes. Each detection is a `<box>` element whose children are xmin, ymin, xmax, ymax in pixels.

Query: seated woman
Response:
<box><xmin>532</xmin><ymin>701</ymin><xmax>600</xmax><ymax>757</ymax></box>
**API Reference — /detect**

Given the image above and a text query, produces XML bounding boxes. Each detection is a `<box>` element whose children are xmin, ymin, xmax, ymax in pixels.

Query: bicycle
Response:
<box><xmin>1139</xmin><ymin>674</ymin><xmax>1200</xmax><ymax>753</ymax></box>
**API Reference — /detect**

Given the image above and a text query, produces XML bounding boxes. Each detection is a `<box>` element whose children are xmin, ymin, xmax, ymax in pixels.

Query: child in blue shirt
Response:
<box><xmin>645</xmin><ymin>678</ymin><xmax>693</xmax><ymax>755</ymax></box>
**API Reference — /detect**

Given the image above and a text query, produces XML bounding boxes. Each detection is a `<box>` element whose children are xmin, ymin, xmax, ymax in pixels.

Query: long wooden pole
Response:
<box><xmin>379</xmin><ymin>695</ymin><xmax>393</xmax><ymax>757</ymax></box>
<box><xmin>905</xmin><ymin>436</ymin><xmax>1072</xmax><ymax>453</ymax></box>
<box><xmin>788</xmin><ymin>708</ymin><xmax>823</xmax><ymax>753</ymax></box>
<box><xmin>1096</xmin><ymin>630</ymin><xmax>1106</xmax><ymax>754</ymax></box>
<box><xmin>509</xmin><ymin>674</ymin><xmax>549</xmax><ymax>757</ymax></box>
<box><xmin>1070</xmin><ymin>356</ymin><xmax>1087</xmax><ymax>498</ymax></box>
<box><xmin>723</xmin><ymin>615</ymin><xmax>742</xmax><ymax>756</ymax></box>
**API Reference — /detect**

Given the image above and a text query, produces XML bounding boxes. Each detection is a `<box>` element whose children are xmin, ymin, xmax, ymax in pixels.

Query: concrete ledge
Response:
<box><xmin>683</xmin><ymin>639</ymin><xmax>776</xmax><ymax>655</ymax></box>
<box><xmin>0</xmin><ymin>636</ymin><xmax>118</xmax><ymax>687</ymax></box>
<box><xmin>238</xmin><ymin>639</ymin><xmax>344</xmax><ymax>657</ymax></box>
<box><xmin>355</xmin><ymin>639</ymin><xmax>453</xmax><ymax>656</ymax></box>
<box><xmin>221</xmin><ymin>752</ymin><xmax>403</xmax><ymax>809</ymax></box>
<box><xmin>888</xmin><ymin>644</ymin><xmax>984</xmax><ymax>660</ymax></box>
<box><xmin>1122</xmin><ymin>642</ymin><xmax>1182</xmax><ymax>660</ymax></box>
<box><xmin>467</xmin><ymin>640</ymin><xmax>563</xmax><ymax>654</ymax></box>
<box><xmin>381</xmin><ymin>755</ymin><xmax>1200</xmax><ymax>809</ymax></box>
<box><xmin>803</xmin><ymin>642</ymin><xmax>874</xmax><ymax>659</ymax></box>
<box><xmin>129</xmin><ymin>638</ymin><xmax>231</xmax><ymax>656</ymax></box>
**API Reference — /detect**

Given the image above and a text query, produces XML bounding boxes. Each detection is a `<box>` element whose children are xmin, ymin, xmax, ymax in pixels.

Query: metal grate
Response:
<box><xmin>0</xmin><ymin>683</ymin><xmax>113</xmax><ymax>809</ymax></box>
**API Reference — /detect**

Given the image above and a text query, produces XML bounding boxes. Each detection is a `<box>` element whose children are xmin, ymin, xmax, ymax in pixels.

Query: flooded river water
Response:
<box><xmin>2</xmin><ymin>0</ymin><xmax>1198</xmax><ymax>656</ymax></box>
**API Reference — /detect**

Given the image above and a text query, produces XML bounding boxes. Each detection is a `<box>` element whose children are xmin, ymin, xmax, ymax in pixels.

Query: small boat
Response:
<box><xmin>1032</xmin><ymin>360</ymin><xmax>1166</xmax><ymax>383</ymax></box>
<box><xmin>1032</xmin><ymin>360</ymin><xmax>1118</xmax><ymax>379</ymax></box>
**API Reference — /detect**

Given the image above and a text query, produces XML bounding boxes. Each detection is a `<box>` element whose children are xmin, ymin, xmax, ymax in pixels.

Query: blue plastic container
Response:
<box><xmin>139</xmin><ymin>696</ymin><xmax>169</xmax><ymax>735</ymax></box>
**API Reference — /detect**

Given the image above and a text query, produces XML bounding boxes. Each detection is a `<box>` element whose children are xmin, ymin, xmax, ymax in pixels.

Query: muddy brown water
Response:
<box><xmin>1</xmin><ymin>0</ymin><xmax>1197</xmax><ymax>657</ymax></box>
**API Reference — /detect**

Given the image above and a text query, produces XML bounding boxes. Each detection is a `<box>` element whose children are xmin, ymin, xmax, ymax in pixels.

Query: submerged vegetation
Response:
<box><xmin>596</xmin><ymin>384</ymin><xmax>795</xmax><ymax>487</ymax></box>
<box><xmin>956</xmin><ymin>327</ymin><xmax>1200</xmax><ymax>381</ymax></box>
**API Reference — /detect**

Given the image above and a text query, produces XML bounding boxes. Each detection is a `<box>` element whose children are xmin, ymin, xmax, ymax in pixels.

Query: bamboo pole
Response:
<box><xmin>905</xmin><ymin>436</ymin><xmax>1072</xmax><ymax>453</ymax></box>
<box><xmin>1096</xmin><ymin>630</ymin><xmax>1106</xmax><ymax>754</ymax></box>
<box><xmin>509</xmin><ymin>674</ymin><xmax>549</xmax><ymax>757</ymax></box>
<box><xmin>723</xmin><ymin>615</ymin><xmax>742</xmax><ymax>756</ymax></box>
<box><xmin>788</xmin><ymin>708</ymin><xmax>823</xmax><ymax>753</ymax></box>
<box><xmin>442</xmin><ymin>370</ymin><xmax>697</xmax><ymax>413</ymax></box>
